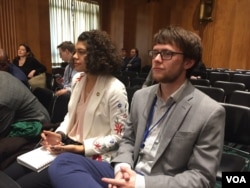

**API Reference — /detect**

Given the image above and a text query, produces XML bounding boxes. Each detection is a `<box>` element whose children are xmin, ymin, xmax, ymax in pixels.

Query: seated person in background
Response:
<box><xmin>48</xmin><ymin>26</ymin><xmax>225</xmax><ymax>188</ymax></box>
<box><xmin>190</xmin><ymin>61</ymin><xmax>207</xmax><ymax>79</ymax></box>
<box><xmin>120</xmin><ymin>48</ymin><xmax>129</xmax><ymax>71</ymax></box>
<box><xmin>0</xmin><ymin>48</ymin><xmax>29</xmax><ymax>88</ymax></box>
<box><xmin>125</xmin><ymin>48</ymin><xmax>141</xmax><ymax>73</ymax></box>
<box><xmin>3</xmin><ymin>29</ymin><xmax>129</xmax><ymax>188</ymax></box>
<box><xmin>0</xmin><ymin>71</ymin><xmax>50</xmax><ymax>168</ymax></box>
<box><xmin>13</xmin><ymin>44</ymin><xmax>46</xmax><ymax>79</ymax></box>
<box><xmin>54</xmin><ymin>41</ymin><xmax>77</xmax><ymax>96</ymax></box>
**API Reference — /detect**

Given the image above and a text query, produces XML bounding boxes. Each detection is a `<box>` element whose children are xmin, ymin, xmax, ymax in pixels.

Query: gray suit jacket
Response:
<box><xmin>0</xmin><ymin>71</ymin><xmax>50</xmax><ymax>135</ymax></box>
<box><xmin>112</xmin><ymin>81</ymin><xmax>225</xmax><ymax>188</ymax></box>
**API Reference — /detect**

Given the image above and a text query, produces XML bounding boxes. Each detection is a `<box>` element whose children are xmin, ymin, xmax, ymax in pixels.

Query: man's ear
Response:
<box><xmin>184</xmin><ymin>59</ymin><xmax>195</xmax><ymax>70</ymax></box>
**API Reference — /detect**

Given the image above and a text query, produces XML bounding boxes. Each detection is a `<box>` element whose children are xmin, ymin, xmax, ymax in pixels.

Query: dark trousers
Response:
<box><xmin>4</xmin><ymin>162</ymin><xmax>51</xmax><ymax>188</ymax></box>
<box><xmin>48</xmin><ymin>152</ymin><xmax>114</xmax><ymax>188</ymax></box>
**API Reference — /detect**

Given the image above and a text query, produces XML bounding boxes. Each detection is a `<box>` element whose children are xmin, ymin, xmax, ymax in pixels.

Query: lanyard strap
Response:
<box><xmin>141</xmin><ymin>96</ymin><xmax>175</xmax><ymax>148</ymax></box>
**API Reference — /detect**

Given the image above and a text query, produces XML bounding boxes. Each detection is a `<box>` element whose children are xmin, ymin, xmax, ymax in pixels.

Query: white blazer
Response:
<box><xmin>56</xmin><ymin>72</ymin><xmax>129</xmax><ymax>162</ymax></box>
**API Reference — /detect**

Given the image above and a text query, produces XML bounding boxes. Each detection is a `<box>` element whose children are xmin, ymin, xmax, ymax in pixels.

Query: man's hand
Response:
<box><xmin>55</xmin><ymin>88</ymin><xmax>68</xmax><ymax>96</ymax></box>
<box><xmin>102</xmin><ymin>166</ymin><xmax>136</xmax><ymax>188</ymax></box>
<box><xmin>55</xmin><ymin>76</ymin><xmax>64</xmax><ymax>84</ymax></box>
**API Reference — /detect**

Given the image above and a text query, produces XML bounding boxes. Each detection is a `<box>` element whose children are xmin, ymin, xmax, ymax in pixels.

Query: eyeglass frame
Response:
<box><xmin>148</xmin><ymin>50</ymin><xmax>185</xmax><ymax>60</ymax></box>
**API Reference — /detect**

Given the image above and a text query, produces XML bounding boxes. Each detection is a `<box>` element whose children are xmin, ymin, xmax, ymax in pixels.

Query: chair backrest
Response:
<box><xmin>116</xmin><ymin>75</ymin><xmax>130</xmax><ymax>87</ymax></box>
<box><xmin>209</xmin><ymin>72</ymin><xmax>230</xmax><ymax>86</ymax></box>
<box><xmin>130</xmin><ymin>77</ymin><xmax>145</xmax><ymax>88</ymax></box>
<box><xmin>232</xmin><ymin>74</ymin><xmax>250</xmax><ymax>91</ymax></box>
<box><xmin>229</xmin><ymin>90</ymin><xmax>250</xmax><ymax>107</ymax></box>
<box><xmin>50</xmin><ymin>94</ymin><xmax>70</xmax><ymax>123</ymax></box>
<box><xmin>214</xmin><ymin>81</ymin><xmax>246</xmax><ymax>102</ymax></box>
<box><xmin>140</xmin><ymin>65</ymin><xmax>151</xmax><ymax>74</ymax></box>
<box><xmin>32</xmin><ymin>87</ymin><xmax>54</xmax><ymax>116</ymax></box>
<box><xmin>0</xmin><ymin>171</ymin><xmax>21</xmax><ymax>188</ymax></box>
<box><xmin>138</xmin><ymin>72</ymin><xmax>149</xmax><ymax>79</ymax></box>
<box><xmin>195</xmin><ymin>85</ymin><xmax>225</xmax><ymax>102</ymax></box>
<box><xmin>122</xmin><ymin>71</ymin><xmax>138</xmax><ymax>80</ymax></box>
<box><xmin>221</xmin><ymin>103</ymin><xmax>250</xmax><ymax>145</ymax></box>
<box><xmin>52</xmin><ymin>67</ymin><xmax>65</xmax><ymax>76</ymax></box>
<box><xmin>126</xmin><ymin>87</ymin><xmax>140</xmax><ymax>111</ymax></box>
<box><xmin>190</xmin><ymin>79</ymin><xmax>210</xmax><ymax>86</ymax></box>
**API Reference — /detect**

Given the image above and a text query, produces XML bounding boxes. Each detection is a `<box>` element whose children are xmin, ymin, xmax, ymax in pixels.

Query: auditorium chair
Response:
<box><xmin>229</xmin><ymin>90</ymin><xmax>250</xmax><ymax>108</ymax></box>
<box><xmin>209</xmin><ymin>72</ymin><xmax>230</xmax><ymax>86</ymax></box>
<box><xmin>216</xmin><ymin>103</ymin><xmax>250</xmax><ymax>181</ymax></box>
<box><xmin>195</xmin><ymin>85</ymin><xmax>225</xmax><ymax>102</ymax></box>
<box><xmin>0</xmin><ymin>171</ymin><xmax>21</xmax><ymax>188</ymax></box>
<box><xmin>190</xmin><ymin>78</ymin><xmax>211</xmax><ymax>86</ymax></box>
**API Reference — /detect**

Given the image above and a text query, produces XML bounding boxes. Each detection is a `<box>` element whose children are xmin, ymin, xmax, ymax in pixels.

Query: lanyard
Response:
<box><xmin>141</xmin><ymin>96</ymin><xmax>175</xmax><ymax>149</ymax></box>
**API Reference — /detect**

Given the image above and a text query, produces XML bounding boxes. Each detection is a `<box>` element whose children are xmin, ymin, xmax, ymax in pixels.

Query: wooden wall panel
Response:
<box><xmin>0</xmin><ymin>0</ymin><xmax>18</xmax><ymax>59</ymax></box>
<box><xmin>209</xmin><ymin>1</ymin><xmax>235</xmax><ymax>69</ymax></box>
<box><xmin>37</xmin><ymin>0</ymin><xmax>52</xmax><ymax>72</ymax></box>
<box><xmin>102</xmin><ymin>0</ymin><xmax>250</xmax><ymax>70</ymax></box>
<box><xmin>1</xmin><ymin>0</ymin><xmax>250</xmax><ymax>71</ymax></box>
<box><xmin>135</xmin><ymin>4</ymin><xmax>154</xmax><ymax>65</ymax></box>
<box><xmin>229</xmin><ymin>1</ymin><xmax>250</xmax><ymax>70</ymax></box>
<box><xmin>0</xmin><ymin>0</ymin><xmax>51</xmax><ymax>72</ymax></box>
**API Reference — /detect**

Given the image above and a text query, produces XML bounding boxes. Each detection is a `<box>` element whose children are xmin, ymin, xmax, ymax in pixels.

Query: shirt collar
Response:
<box><xmin>155</xmin><ymin>79</ymin><xmax>188</xmax><ymax>104</ymax></box>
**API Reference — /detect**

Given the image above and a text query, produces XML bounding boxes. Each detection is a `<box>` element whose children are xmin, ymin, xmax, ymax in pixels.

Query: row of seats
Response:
<box><xmin>36</xmin><ymin>73</ymin><xmax>250</xmax><ymax>184</ymax></box>
<box><xmin>216</xmin><ymin>103</ymin><xmax>250</xmax><ymax>181</ymax></box>
<box><xmin>205</xmin><ymin>71</ymin><xmax>250</xmax><ymax>90</ymax></box>
<box><xmin>194</xmin><ymin>82</ymin><xmax>250</xmax><ymax>106</ymax></box>
<box><xmin>193</xmin><ymin>70</ymin><xmax>250</xmax><ymax>181</ymax></box>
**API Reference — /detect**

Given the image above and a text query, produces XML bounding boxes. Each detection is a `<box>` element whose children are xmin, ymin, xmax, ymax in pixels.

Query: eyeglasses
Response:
<box><xmin>148</xmin><ymin>50</ymin><xmax>184</xmax><ymax>60</ymax></box>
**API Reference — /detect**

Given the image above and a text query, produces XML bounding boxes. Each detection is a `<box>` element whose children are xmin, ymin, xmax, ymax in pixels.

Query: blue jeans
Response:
<box><xmin>48</xmin><ymin>152</ymin><xmax>114</xmax><ymax>188</ymax></box>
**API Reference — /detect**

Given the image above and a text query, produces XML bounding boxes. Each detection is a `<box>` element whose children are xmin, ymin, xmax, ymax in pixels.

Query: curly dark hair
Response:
<box><xmin>77</xmin><ymin>30</ymin><xmax>121</xmax><ymax>75</ymax></box>
<box><xmin>153</xmin><ymin>26</ymin><xmax>202</xmax><ymax>78</ymax></box>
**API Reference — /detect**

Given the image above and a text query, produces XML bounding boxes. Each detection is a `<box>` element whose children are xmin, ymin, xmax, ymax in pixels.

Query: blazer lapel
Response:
<box><xmin>66</xmin><ymin>72</ymin><xmax>85</xmax><ymax>132</ymax></box>
<box><xmin>82</xmin><ymin>75</ymin><xmax>107</xmax><ymax>138</ymax></box>
<box><xmin>153</xmin><ymin>85</ymin><xmax>194</xmax><ymax>163</ymax></box>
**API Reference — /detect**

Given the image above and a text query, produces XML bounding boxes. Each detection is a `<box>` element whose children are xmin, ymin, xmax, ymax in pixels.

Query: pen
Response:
<box><xmin>34</xmin><ymin>128</ymin><xmax>54</xmax><ymax>149</ymax></box>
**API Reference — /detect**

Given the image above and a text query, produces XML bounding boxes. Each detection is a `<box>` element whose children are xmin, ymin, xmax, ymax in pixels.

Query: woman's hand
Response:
<box><xmin>41</xmin><ymin>130</ymin><xmax>62</xmax><ymax>148</ymax></box>
<box><xmin>28</xmin><ymin>69</ymin><xmax>36</xmax><ymax>78</ymax></box>
<box><xmin>49</xmin><ymin>144</ymin><xmax>85</xmax><ymax>155</ymax></box>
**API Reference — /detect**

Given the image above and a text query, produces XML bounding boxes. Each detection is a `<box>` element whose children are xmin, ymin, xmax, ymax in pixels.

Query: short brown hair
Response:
<box><xmin>57</xmin><ymin>41</ymin><xmax>75</xmax><ymax>53</ymax></box>
<box><xmin>153</xmin><ymin>26</ymin><xmax>202</xmax><ymax>78</ymax></box>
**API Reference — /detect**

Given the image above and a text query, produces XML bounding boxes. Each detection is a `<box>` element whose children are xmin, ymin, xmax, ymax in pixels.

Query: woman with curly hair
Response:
<box><xmin>3</xmin><ymin>30</ymin><xmax>129</xmax><ymax>188</ymax></box>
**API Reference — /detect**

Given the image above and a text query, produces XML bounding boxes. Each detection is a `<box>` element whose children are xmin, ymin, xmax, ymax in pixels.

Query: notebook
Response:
<box><xmin>17</xmin><ymin>146</ymin><xmax>57</xmax><ymax>173</ymax></box>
